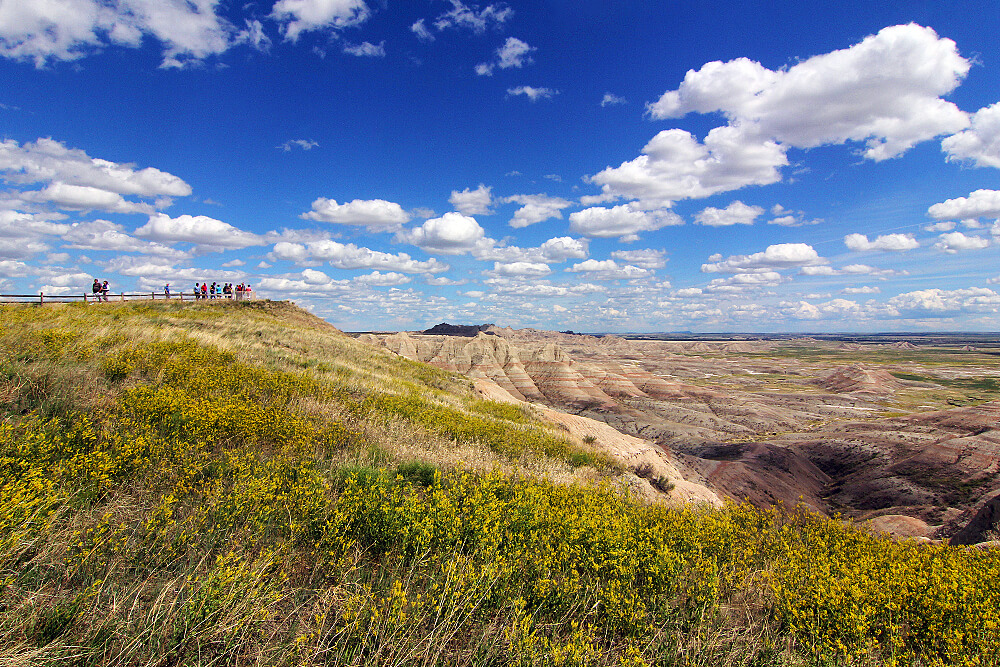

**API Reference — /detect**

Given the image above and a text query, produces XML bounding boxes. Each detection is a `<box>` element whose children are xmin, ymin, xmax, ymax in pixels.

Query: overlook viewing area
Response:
<box><xmin>0</xmin><ymin>290</ymin><xmax>257</xmax><ymax>304</ymax></box>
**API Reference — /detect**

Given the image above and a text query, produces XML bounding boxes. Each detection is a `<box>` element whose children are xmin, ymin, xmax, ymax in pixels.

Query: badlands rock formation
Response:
<box><xmin>362</xmin><ymin>327</ymin><xmax>1000</xmax><ymax>541</ymax></box>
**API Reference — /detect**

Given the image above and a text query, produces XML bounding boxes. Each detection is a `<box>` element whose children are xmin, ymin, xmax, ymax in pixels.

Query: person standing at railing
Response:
<box><xmin>200</xmin><ymin>283</ymin><xmax>208</xmax><ymax>299</ymax></box>
<box><xmin>101</xmin><ymin>280</ymin><xmax>110</xmax><ymax>302</ymax></box>
<box><xmin>245</xmin><ymin>284</ymin><xmax>253</xmax><ymax>300</ymax></box>
<box><xmin>92</xmin><ymin>279</ymin><xmax>101</xmax><ymax>302</ymax></box>
<box><xmin>193</xmin><ymin>282</ymin><xmax>200</xmax><ymax>299</ymax></box>
<box><xmin>164</xmin><ymin>283</ymin><xmax>171</xmax><ymax>298</ymax></box>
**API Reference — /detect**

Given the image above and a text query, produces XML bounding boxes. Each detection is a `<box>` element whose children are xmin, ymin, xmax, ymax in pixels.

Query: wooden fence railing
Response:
<box><xmin>0</xmin><ymin>291</ymin><xmax>257</xmax><ymax>304</ymax></box>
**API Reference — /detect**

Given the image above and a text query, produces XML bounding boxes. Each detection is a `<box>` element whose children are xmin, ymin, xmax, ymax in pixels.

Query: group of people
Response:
<box><xmin>91</xmin><ymin>278</ymin><xmax>110</xmax><ymax>301</ymax></box>
<box><xmin>188</xmin><ymin>282</ymin><xmax>253</xmax><ymax>300</ymax></box>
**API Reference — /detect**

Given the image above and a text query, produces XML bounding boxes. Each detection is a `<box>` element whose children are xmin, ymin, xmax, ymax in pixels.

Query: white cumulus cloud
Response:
<box><xmin>135</xmin><ymin>213</ymin><xmax>266</xmax><ymax>249</ymax></box>
<box><xmin>702</xmin><ymin>243</ymin><xmax>825</xmax><ymax>273</ymax></box>
<box><xmin>844</xmin><ymin>233</ymin><xmax>919</xmax><ymax>252</ymax></box>
<box><xmin>0</xmin><ymin>138</ymin><xmax>191</xmax><ymax>197</ymax></box>
<box><xmin>928</xmin><ymin>189</ymin><xmax>1000</xmax><ymax>220</ymax></box>
<box><xmin>568</xmin><ymin>204</ymin><xmax>682</xmax><ymax>241</ymax></box>
<box><xmin>355</xmin><ymin>270</ymin><xmax>411</xmax><ymax>286</ymax></box>
<box><xmin>449</xmin><ymin>184</ymin><xmax>493</xmax><ymax>215</ymax></box>
<box><xmin>942</xmin><ymin>101</ymin><xmax>1000</xmax><ymax>168</ymax></box>
<box><xmin>0</xmin><ymin>0</ymin><xmax>239</xmax><ymax>68</ymax></box>
<box><xmin>886</xmin><ymin>287</ymin><xmax>1000</xmax><ymax>316</ymax></box>
<box><xmin>694</xmin><ymin>200</ymin><xmax>763</xmax><ymax>226</ymax></box>
<box><xmin>503</xmin><ymin>193</ymin><xmax>571</xmax><ymax>228</ymax></box>
<box><xmin>270</xmin><ymin>240</ymin><xmax>448</xmax><ymax>273</ymax></box>
<box><xmin>565</xmin><ymin>259</ymin><xmax>651</xmax><ymax>280</ymax></box>
<box><xmin>588</xmin><ymin>126</ymin><xmax>787</xmax><ymax>208</ymax></box>
<box><xmin>648</xmin><ymin>23</ymin><xmax>970</xmax><ymax>161</ymax></box>
<box><xmin>489</xmin><ymin>261</ymin><xmax>551</xmax><ymax>278</ymax></box>
<box><xmin>271</xmin><ymin>0</ymin><xmax>370</xmax><ymax>41</ymax></box>
<box><xmin>610</xmin><ymin>248</ymin><xmax>667</xmax><ymax>269</ymax></box>
<box><xmin>395</xmin><ymin>212</ymin><xmax>486</xmax><ymax>254</ymax></box>
<box><xmin>934</xmin><ymin>231</ymin><xmax>989</xmax><ymax>253</ymax></box>
<box><xmin>302</xmin><ymin>198</ymin><xmax>410</xmax><ymax>228</ymax></box>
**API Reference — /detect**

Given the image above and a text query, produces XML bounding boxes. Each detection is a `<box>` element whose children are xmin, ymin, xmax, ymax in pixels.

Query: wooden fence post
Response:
<box><xmin>39</xmin><ymin>292</ymin><xmax>44</xmax><ymax>304</ymax></box>
<box><xmin>121</xmin><ymin>292</ymin><xmax>125</xmax><ymax>302</ymax></box>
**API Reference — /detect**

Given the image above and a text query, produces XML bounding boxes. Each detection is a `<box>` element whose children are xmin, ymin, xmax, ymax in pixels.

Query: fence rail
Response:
<box><xmin>0</xmin><ymin>291</ymin><xmax>256</xmax><ymax>304</ymax></box>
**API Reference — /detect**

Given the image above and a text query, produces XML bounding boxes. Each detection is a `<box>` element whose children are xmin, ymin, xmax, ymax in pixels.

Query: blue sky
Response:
<box><xmin>2</xmin><ymin>1</ymin><xmax>1000</xmax><ymax>332</ymax></box>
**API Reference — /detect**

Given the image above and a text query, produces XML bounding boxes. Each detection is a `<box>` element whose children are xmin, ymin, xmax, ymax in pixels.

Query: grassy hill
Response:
<box><xmin>1</xmin><ymin>300</ymin><xmax>998</xmax><ymax>666</ymax></box>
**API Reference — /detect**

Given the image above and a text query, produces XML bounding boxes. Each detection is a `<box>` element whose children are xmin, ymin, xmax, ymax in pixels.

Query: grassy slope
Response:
<box><xmin>1</xmin><ymin>301</ymin><xmax>999</xmax><ymax>666</ymax></box>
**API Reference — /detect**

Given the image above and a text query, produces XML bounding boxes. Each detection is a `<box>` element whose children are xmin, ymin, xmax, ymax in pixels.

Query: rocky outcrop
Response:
<box><xmin>950</xmin><ymin>492</ymin><xmax>1000</xmax><ymax>545</ymax></box>
<box><xmin>818</xmin><ymin>364</ymin><xmax>905</xmax><ymax>395</ymax></box>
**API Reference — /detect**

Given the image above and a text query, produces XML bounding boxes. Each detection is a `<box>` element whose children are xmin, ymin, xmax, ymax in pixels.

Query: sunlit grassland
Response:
<box><xmin>2</xmin><ymin>301</ymin><xmax>999</xmax><ymax>666</ymax></box>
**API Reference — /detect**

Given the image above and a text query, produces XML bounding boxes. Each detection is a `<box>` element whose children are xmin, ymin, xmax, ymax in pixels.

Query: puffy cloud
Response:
<box><xmin>0</xmin><ymin>210</ymin><xmax>68</xmax><ymax>238</ymax></box>
<box><xmin>886</xmin><ymin>287</ymin><xmax>1000</xmax><ymax>316</ymax></box>
<box><xmin>396</xmin><ymin>212</ymin><xmax>486</xmax><ymax>255</ymax></box>
<box><xmin>483</xmin><ymin>277</ymin><xmax>603</xmax><ymax>297</ymax></box>
<box><xmin>924</xmin><ymin>221</ymin><xmax>956</xmax><ymax>232</ymax></box>
<box><xmin>842</xmin><ymin>285</ymin><xmax>880</xmax><ymax>294</ymax></box>
<box><xmin>354</xmin><ymin>271</ymin><xmax>412</xmax><ymax>286</ymax></box>
<box><xmin>257</xmin><ymin>276</ymin><xmax>350</xmax><ymax>294</ymax></box>
<box><xmin>568</xmin><ymin>204</ymin><xmax>682</xmax><ymax>240</ymax></box>
<box><xmin>928</xmin><ymin>189</ymin><xmax>1000</xmax><ymax>220</ymax></box>
<box><xmin>706</xmin><ymin>271</ymin><xmax>783</xmax><ymax>292</ymax></box>
<box><xmin>21</xmin><ymin>182</ymin><xmax>155</xmax><ymax>214</ymax></box>
<box><xmin>302</xmin><ymin>198</ymin><xmax>410</xmax><ymax>228</ymax></box>
<box><xmin>0</xmin><ymin>138</ymin><xmax>190</xmax><ymax>197</ymax></box>
<box><xmin>135</xmin><ymin>213</ymin><xmax>266</xmax><ymax>249</ymax></box>
<box><xmin>473</xmin><ymin>236</ymin><xmax>589</xmax><ymax>264</ymax></box>
<box><xmin>536</xmin><ymin>236</ymin><xmax>588</xmax><ymax>263</ymax></box>
<box><xmin>426</xmin><ymin>276</ymin><xmax>466</xmax><ymax>286</ymax></box>
<box><xmin>0</xmin><ymin>236</ymin><xmax>49</xmax><ymax>259</ymax></box>
<box><xmin>588</xmin><ymin>126</ymin><xmax>787</xmax><ymax>207</ymax></box>
<box><xmin>766</xmin><ymin>204</ymin><xmax>821</xmax><ymax>227</ymax></box>
<box><xmin>610</xmin><ymin>248</ymin><xmax>667</xmax><ymax>269</ymax></box>
<box><xmin>489</xmin><ymin>262</ymin><xmax>551</xmax><ymax>278</ymax></box>
<box><xmin>648</xmin><ymin>24</ymin><xmax>970</xmax><ymax>161</ymax></box>
<box><xmin>0</xmin><ymin>259</ymin><xmax>30</xmax><ymax>276</ymax></box>
<box><xmin>594</xmin><ymin>24</ymin><xmax>970</xmax><ymax>209</ymax></box>
<box><xmin>942</xmin><ymin>101</ymin><xmax>1000</xmax><ymax>168</ymax></box>
<box><xmin>430</xmin><ymin>2</ymin><xmax>512</xmax><ymax>33</ymax></box>
<box><xmin>271</xmin><ymin>0</ymin><xmax>369</xmax><ymax>41</ymax></box>
<box><xmin>601</xmin><ymin>93</ymin><xmax>626</xmax><ymax>107</ymax></box>
<box><xmin>270</xmin><ymin>240</ymin><xmax>448</xmax><ymax>273</ymax></box>
<box><xmin>476</xmin><ymin>36</ymin><xmax>533</xmax><ymax>75</ymax></box>
<box><xmin>0</xmin><ymin>0</ymin><xmax>238</xmax><ymax>68</ymax></box>
<box><xmin>701</xmin><ymin>243</ymin><xmax>824</xmax><ymax>273</ymax></box>
<box><xmin>934</xmin><ymin>231</ymin><xmax>989</xmax><ymax>253</ymax></box>
<box><xmin>62</xmin><ymin>219</ymin><xmax>186</xmax><ymax>257</ymax></box>
<box><xmin>507</xmin><ymin>86</ymin><xmax>558</xmax><ymax>102</ymax></box>
<box><xmin>503</xmin><ymin>193</ymin><xmax>571</xmax><ymax>228</ymax></box>
<box><xmin>844</xmin><ymin>232</ymin><xmax>919</xmax><ymax>252</ymax></box>
<box><xmin>565</xmin><ymin>259</ymin><xmax>651</xmax><ymax>280</ymax></box>
<box><xmin>694</xmin><ymin>200</ymin><xmax>763</xmax><ymax>227</ymax></box>
<box><xmin>39</xmin><ymin>271</ymin><xmax>94</xmax><ymax>292</ymax></box>
<box><xmin>343</xmin><ymin>40</ymin><xmax>384</xmax><ymax>57</ymax></box>
<box><xmin>449</xmin><ymin>184</ymin><xmax>493</xmax><ymax>215</ymax></box>
<box><xmin>302</xmin><ymin>268</ymin><xmax>332</xmax><ymax>284</ymax></box>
